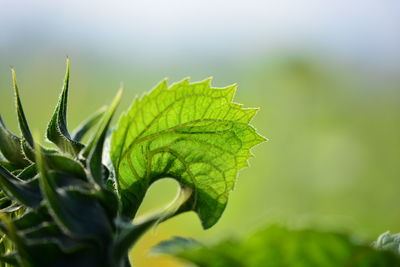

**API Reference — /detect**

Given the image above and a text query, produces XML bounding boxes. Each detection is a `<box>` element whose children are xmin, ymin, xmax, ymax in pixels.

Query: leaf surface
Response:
<box><xmin>111</xmin><ymin>78</ymin><xmax>265</xmax><ymax>228</ymax></box>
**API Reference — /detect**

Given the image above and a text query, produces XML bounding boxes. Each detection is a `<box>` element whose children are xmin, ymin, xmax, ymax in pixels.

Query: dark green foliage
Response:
<box><xmin>0</xmin><ymin>116</ymin><xmax>29</xmax><ymax>169</ymax></box>
<box><xmin>0</xmin><ymin>61</ymin><xmax>264</xmax><ymax>267</ymax></box>
<box><xmin>0</xmin><ymin>62</ymin><xmax>166</xmax><ymax>267</ymax></box>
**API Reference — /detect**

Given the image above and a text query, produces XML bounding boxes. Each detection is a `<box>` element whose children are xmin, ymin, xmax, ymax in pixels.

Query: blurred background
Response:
<box><xmin>1</xmin><ymin>0</ymin><xmax>400</xmax><ymax>266</ymax></box>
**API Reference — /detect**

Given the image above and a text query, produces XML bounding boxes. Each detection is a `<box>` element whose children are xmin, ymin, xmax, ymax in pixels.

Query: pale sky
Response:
<box><xmin>1</xmin><ymin>0</ymin><xmax>399</xmax><ymax>67</ymax></box>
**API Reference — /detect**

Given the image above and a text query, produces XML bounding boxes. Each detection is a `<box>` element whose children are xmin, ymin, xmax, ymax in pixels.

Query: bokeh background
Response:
<box><xmin>1</xmin><ymin>1</ymin><xmax>400</xmax><ymax>266</ymax></box>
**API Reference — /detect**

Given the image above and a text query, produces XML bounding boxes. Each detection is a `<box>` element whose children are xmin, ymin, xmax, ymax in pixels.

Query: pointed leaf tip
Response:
<box><xmin>46</xmin><ymin>61</ymin><xmax>84</xmax><ymax>155</ymax></box>
<box><xmin>83</xmin><ymin>87</ymin><xmax>123</xmax><ymax>160</ymax></box>
<box><xmin>11</xmin><ymin>68</ymin><xmax>34</xmax><ymax>147</ymax></box>
<box><xmin>84</xmin><ymin>88</ymin><xmax>123</xmax><ymax>189</ymax></box>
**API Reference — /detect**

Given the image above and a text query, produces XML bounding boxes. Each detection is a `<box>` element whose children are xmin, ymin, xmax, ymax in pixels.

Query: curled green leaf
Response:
<box><xmin>111</xmin><ymin>78</ymin><xmax>265</xmax><ymax>228</ymax></box>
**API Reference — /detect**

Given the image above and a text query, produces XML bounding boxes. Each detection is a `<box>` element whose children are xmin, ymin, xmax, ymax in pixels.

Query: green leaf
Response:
<box><xmin>44</xmin><ymin>155</ymin><xmax>86</xmax><ymax>181</ymax></box>
<box><xmin>111</xmin><ymin>78</ymin><xmax>265</xmax><ymax>228</ymax></box>
<box><xmin>11</xmin><ymin>207</ymin><xmax>51</xmax><ymax>231</ymax></box>
<box><xmin>0</xmin><ymin>165</ymin><xmax>41</xmax><ymax>208</ymax></box>
<box><xmin>152</xmin><ymin>236</ymin><xmax>201</xmax><ymax>255</ymax></box>
<box><xmin>71</xmin><ymin>106</ymin><xmax>107</xmax><ymax>142</ymax></box>
<box><xmin>46</xmin><ymin>59</ymin><xmax>84</xmax><ymax>155</ymax></box>
<box><xmin>110</xmin><ymin>215</ymin><xmax>160</xmax><ymax>266</ymax></box>
<box><xmin>84</xmin><ymin>89</ymin><xmax>122</xmax><ymax>220</ymax></box>
<box><xmin>83</xmin><ymin>88</ymin><xmax>123</xmax><ymax>185</ymax></box>
<box><xmin>11</xmin><ymin>69</ymin><xmax>33</xmax><ymax>148</ymax></box>
<box><xmin>35</xmin><ymin>145</ymin><xmax>113</xmax><ymax>243</ymax></box>
<box><xmin>0</xmin><ymin>116</ymin><xmax>29</xmax><ymax>168</ymax></box>
<box><xmin>111</xmin><ymin>185</ymin><xmax>191</xmax><ymax>267</ymax></box>
<box><xmin>0</xmin><ymin>252</ymin><xmax>18</xmax><ymax>266</ymax></box>
<box><xmin>156</xmin><ymin>225</ymin><xmax>400</xmax><ymax>267</ymax></box>
<box><xmin>17</xmin><ymin>164</ymin><xmax>37</xmax><ymax>180</ymax></box>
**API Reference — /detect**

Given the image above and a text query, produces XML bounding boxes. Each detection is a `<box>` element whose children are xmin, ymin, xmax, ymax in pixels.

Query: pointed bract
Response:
<box><xmin>46</xmin><ymin>59</ymin><xmax>84</xmax><ymax>155</ymax></box>
<box><xmin>11</xmin><ymin>69</ymin><xmax>34</xmax><ymax>147</ymax></box>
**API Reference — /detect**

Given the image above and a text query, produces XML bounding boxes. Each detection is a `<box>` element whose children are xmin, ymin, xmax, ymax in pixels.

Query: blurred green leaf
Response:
<box><xmin>156</xmin><ymin>225</ymin><xmax>400</xmax><ymax>267</ymax></box>
<box><xmin>152</xmin><ymin>236</ymin><xmax>201</xmax><ymax>255</ymax></box>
